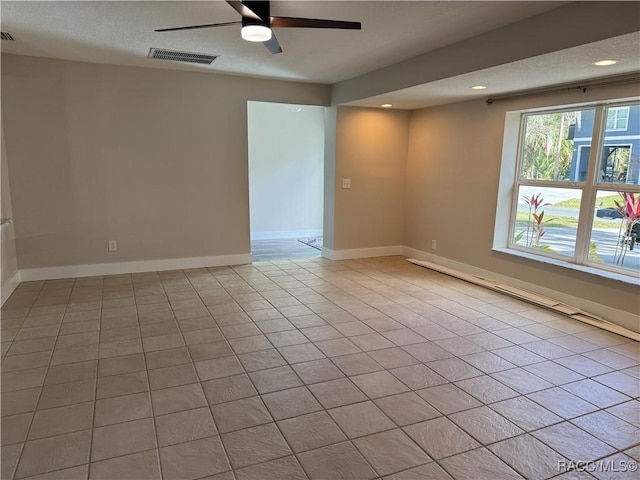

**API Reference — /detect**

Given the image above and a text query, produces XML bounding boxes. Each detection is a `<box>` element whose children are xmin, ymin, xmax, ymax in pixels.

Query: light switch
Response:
<box><xmin>342</xmin><ymin>178</ymin><xmax>351</xmax><ymax>189</ymax></box>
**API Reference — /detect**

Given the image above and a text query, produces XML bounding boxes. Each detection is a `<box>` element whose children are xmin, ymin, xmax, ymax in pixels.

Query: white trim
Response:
<box><xmin>574</xmin><ymin>144</ymin><xmax>590</xmax><ymax>182</ymax></box>
<box><xmin>496</xmin><ymin>111</ymin><xmax>521</xmax><ymax>250</ymax></box>
<box><xmin>19</xmin><ymin>254</ymin><xmax>253</xmax><ymax>282</ymax></box>
<box><xmin>402</xmin><ymin>246</ymin><xmax>640</xmax><ymax>334</ymax></box>
<box><xmin>576</xmin><ymin>107</ymin><xmax>605</xmax><ymax>264</ymax></box>
<box><xmin>606</xmin><ymin>106</ymin><xmax>630</xmax><ymax>132</ymax></box>
<box><xmin>322</xmin><ymin>245</ymin><xmax>403</xmax><ymax>261</ymax></box>
<box><xmin>493</xmin><ymin>247</ymin><xmax>639</xmax><ymax>285</ymax></box>
<box><xmin>250</xmin><ymin>230</ymin><xmax>323</xmax><ymax>240</ymax></box>
<box><xmin>574</xmin><ymin>135</ymin><xmax>640</xmax><ymax>142</ymax></box>
<box><xmin>599</xmin><ymin>142</ymin><xmax>633</xmax><ymax>183</ymax></box>
<box><xmin>1</xmin><ymin>270</ymin><xmax>21</xmax><ymax>306</ymax></box>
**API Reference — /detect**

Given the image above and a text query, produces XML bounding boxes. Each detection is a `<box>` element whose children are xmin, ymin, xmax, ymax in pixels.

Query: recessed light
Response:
<box><xmin>593</xmin><ymin>60</ymin><xmax>617</xmax><ymax>66</ymax></box>
<box><xmin>471</xmin><ymin>85</ymin><xmax>487</xmax><ymax>90</ymax></box>
<box><xmin>381</xmin><ymin>104</ymin><xmax>393</xmax><ymax>108</ymax></box>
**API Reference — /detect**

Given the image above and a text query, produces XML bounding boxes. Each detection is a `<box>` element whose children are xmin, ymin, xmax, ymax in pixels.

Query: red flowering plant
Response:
<box><xmin>517</xmin><ymin>193</ymin><xmax>553</xmax><ymax>249</ymax></box>
<box><xmin>613</xmin><ymin>192</ymin><xmax>640</xmax><ymax>265</ymax></box>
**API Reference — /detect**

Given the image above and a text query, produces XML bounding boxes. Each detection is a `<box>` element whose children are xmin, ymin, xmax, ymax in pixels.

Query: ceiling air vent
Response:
<box><xmin>148</xmin><ymin>48</ymin><xmax>217</xmax><ymax>65</ymax></box>
<box><xmin>1</xmin><ymin>32</ymin><xmax>15</xmax><ymax>41</ymax></box>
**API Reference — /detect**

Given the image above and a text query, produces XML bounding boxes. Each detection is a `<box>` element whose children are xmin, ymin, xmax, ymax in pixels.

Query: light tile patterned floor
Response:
<box><xmin>251</xmin><ymin>239</ymin><xmax>321</xmax><ymax>262</ymax></box>
<box><xmin>1</xmin><ymin>255</ymin><xmax>639</xmax><ymax>480</ymax></box>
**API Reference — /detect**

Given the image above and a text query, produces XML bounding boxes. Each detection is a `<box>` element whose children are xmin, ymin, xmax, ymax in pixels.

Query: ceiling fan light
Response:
<box><xmin>241</xmin><ymin>25</ymin><xmax>272</xmax><ymax>42</ymax></box>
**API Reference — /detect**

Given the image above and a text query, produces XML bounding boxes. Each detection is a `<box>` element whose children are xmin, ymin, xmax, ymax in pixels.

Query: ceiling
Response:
<box><xmin>1</xmin><ymin>1</ymin><xmax>564</xmax><ymax>83</ymax></box>
<box><xmin>345</xmin><ymin>32</ymin><xmax>640</xmax><ymax>109</ymax></box>
<box><xmin>1</xmin><ymin>1</ymin><xmax>638</xmax><ymax>109</ymax></box>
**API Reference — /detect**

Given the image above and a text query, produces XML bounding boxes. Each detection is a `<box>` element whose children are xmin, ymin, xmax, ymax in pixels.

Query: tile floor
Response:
<box><xmin>1</xmin><ymin>255</ymin><xmax>639</xmax><ymax>480</ymax></box>
<box><xmin>251</xmin><ymin>239</ymin><xmax>321</xmax><ymax>262</ymax></box>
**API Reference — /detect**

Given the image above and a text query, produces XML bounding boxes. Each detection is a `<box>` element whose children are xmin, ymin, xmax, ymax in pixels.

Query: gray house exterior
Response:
<box><xmin>569</xmin><ymin>104</ymin><xmax>640</xmax><ymax>184</ymax></box>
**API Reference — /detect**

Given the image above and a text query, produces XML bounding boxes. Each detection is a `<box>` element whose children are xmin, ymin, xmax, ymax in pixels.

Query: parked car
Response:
<box><xmin>595</xmin><ymin>207</ymin><xmax>623</xmax><ymax>219</ymax></box>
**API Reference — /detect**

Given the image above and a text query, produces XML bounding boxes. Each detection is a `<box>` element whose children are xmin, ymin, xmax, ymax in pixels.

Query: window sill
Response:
<box><xmin>492</xmin><ymin>247</ymin><xmax>640</xmax><ymax>286</ymax></box>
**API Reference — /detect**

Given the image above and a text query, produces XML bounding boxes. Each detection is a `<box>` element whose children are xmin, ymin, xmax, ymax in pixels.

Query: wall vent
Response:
<box><xmin>148</xmin><ymin>48</ymin><xmax>217</xmax><ymax>65</ymax></box>
<box><xmin>1</xmin><ymin>32</ymin><xmax>15</xmax><ymax>41</ymax></box>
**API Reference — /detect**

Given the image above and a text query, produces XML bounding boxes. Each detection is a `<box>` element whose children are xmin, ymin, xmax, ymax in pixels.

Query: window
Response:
<box><xmin>606</xmin><ymin>106</ymin><xmax>630</xmax><ymax>131</ymax></box>
<box><xmin>507</xmin><ymin>101</ymin><xmax>640</xmax><ymax>277</ymax></box>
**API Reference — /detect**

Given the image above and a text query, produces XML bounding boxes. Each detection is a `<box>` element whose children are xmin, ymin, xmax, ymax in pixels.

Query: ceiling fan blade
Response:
<box><xmin>270</xmin><ymin>16</ymin><xmax>361</xmax><ymax>30</ymax></box>
<box><xmin>155</xmin><ymin>21</ymin><xmax>241</xmax><ymax>32</ymax></box>
<box><xmin>226</xmin><ymin>0</ymin><xmax>263</xmax><ymax>21</ymax></box>
<box><xmin>263</xmin><ymin>32</ymin><xmax>283</xmax><ymax>54</ymax></box>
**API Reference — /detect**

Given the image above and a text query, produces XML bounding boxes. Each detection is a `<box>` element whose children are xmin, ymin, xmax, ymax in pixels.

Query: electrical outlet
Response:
<box><xmin>431</xmin><ymin>240</ymin><xmax>437</xmax><ymax>250</ymax></box>
<box><xmin>342</xmin><ymin>178</ymin><xmax>351</xmax><ymax>189</ymax></box>
<box><xmin>108</xmin><ymin>240</ymin><xmax>117</xmax><ymax>252</ymax></box>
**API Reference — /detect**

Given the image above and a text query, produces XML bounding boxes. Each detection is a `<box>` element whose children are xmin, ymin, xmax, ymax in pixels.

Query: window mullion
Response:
<box><xmin>575</xmin><ymin>106</ymin><xmax>606</xmax><ymax>264</ymax></box>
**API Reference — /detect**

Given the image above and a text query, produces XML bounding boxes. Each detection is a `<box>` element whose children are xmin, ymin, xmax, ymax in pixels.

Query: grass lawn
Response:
<box><xmin>515</xmin><ymin>212</ymin><xmax>621</xmax><ymax>229</ymax></box>
<box><xmin>554</xmin><ymin>194</ymin><xmax>621</xmax><ymax>209</ymax></box>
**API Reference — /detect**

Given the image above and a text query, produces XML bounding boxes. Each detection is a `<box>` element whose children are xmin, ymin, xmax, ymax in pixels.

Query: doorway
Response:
<box><xmin>247</xmin><ymin>101</ymin><xmax>325</xmax><ymax>260</ymax></box>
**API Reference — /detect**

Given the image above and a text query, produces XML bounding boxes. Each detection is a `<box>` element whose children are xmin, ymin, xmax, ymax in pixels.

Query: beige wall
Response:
<box><xmin>1</xmin><ymin>54</ymin><xmax>329</xmax><ymax>269</ymax></box>
<box><xmin>333</xmin><ymin>106</ymin><xmax>409</xmax><ymax>250</ymax></box>
<box><xmin>1</xmin><ymin>121</ymin><xmax>18</xmax><ymax>286</ymax></box>
<box><xmin>405</xmin><ymin>83</ymin><xmax>640</xmax><ymax>320</ymax></box>
<box><xmin>2</xmin><ymin>53</ymin><xmax>637</xmax><ymax>326</ymax></box>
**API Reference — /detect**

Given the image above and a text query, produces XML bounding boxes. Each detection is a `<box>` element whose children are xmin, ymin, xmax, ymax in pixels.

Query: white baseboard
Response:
<box><xmin>323</xmin><ymin>245</ymin><xmax>403</xmax><ymax>261</ymax></box>
<box><xmin>251</xmin><ymin>230</ymin><xmax>323</xmax><ymax>240</ymax></box>
<box><xmin>1</xmin><ymin>270</ymin><xmax>21</xmax><ymax>306</ymax></box>
<box><xmin>19</xmin><ymin>253</ymin><xmax>253</xmax><ymax>282</ymax></box>
<box><xmin>403</xmin><ymin>246</ymin><xmax>639</xmax><ymax>334</ymax></box>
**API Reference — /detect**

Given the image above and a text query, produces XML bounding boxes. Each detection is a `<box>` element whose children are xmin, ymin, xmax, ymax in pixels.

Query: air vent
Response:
<box><xmin>148</xmin><ymin>48</ymin><xmax>217</xmax><ymax>65</ymax></box>
<box><xmin>1</xmin><ymin>32</ymin><xmax>15</xmax><ymax>41</ymax></box>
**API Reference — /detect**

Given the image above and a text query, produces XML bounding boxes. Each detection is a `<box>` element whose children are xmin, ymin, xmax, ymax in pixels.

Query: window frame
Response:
<box><xmin>506</xmin><ymin>100</ymin><xmax>640</xmax><ymax>278</ymax></box>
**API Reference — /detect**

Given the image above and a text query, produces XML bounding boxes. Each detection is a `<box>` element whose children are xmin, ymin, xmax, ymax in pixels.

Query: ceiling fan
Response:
<box><xmin>155</xmin><ymin>0</ymin><xmax>361</xmax><ymax>54</ymax></box>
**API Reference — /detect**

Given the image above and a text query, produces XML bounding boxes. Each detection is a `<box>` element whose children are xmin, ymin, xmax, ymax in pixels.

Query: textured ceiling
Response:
<box><xmin>2</xmin><ymin>1</ymin><xmax>638</xmax><ymax>109</ymax></box>
<box><xmin>346</xmin><ymin>32</ymin><xmax>640</xmax><ymax>109</ymax></box>
<box><xmin>1</xmin><ymin>1</ymin><xmax>564</xmax><ymax>83</ymax></box>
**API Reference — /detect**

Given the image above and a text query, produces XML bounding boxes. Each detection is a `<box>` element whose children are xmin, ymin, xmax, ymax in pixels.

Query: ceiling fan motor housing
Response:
<box><xmin>242</xmin><ymin>1</ymin><xmax>271</xmax><ymax>27</ymax></box>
